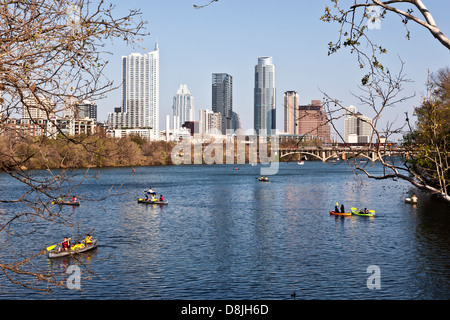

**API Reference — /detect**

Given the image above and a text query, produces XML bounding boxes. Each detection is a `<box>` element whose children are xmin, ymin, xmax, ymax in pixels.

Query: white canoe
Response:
<box><xmin>48</xmin><ymin>239</ymin><xmax>98</xmax><ymax>258</ymax></box>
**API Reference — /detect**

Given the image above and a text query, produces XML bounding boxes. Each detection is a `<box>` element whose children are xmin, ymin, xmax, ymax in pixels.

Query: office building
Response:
<box><xmin>254</xmin><ymin>57</ymin><xmax>276</xmax><ymax>135</ymax></box>
<box><xmin>199</xmin><ymin>109</ymin><xmax>222</xmax><ymax>135</ymax></box>
<box><xmin>344</xmin><ymin>105</ymin><xmax>373</xmax><ymax>143</ymax></box>
<box><xmin>212</xmin><ymin>73</ymin><xmax>232</xmax><ymax>134</ymax></box>
<box><xmin>297</xmin><ymin>100</ymin><xmax>331</xmax><ymax>143</ymax></box>
<box><xmin>284</xmin><ymin>91</ymin><xmax>299</xmax><ymax>135</ymax></box>
<box><xmin>172</xmin><ymin>84</ymin><xmax>195</xmax><ymax>129</ymax></box>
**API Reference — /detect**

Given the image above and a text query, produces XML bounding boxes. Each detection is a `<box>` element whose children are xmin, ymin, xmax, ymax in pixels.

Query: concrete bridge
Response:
<box><xmin>279</xmin><ymin>146</ymin><xmax>409</xmax><ymax>162</ymax></box>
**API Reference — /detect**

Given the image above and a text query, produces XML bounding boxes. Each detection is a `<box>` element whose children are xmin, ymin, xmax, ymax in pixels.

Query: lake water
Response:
<box><xmin>0</xmin><ymin>161</ymin><xmax>449</xmax><ymax>300</ymax></box>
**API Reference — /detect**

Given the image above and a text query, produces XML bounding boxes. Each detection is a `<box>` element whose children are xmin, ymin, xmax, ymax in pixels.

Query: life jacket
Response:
<box><xmin>85</xmin><ymin>236</ymin><xmax>92</xmax><ymax>245</ymax></box>
<box><xmin>62</xmin><ymin>240</ymin><xmax>69</xmax><ymax>249</ymax></box>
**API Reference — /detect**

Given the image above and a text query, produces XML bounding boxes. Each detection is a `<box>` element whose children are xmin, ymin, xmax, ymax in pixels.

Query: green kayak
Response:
<box><xmin>351</xmin><ymin>208</ymin><xmax>375</xmax><ymax>217</ymax></box>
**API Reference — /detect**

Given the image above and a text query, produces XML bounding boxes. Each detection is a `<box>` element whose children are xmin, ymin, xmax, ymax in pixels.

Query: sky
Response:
<box><xmin>97</xmin><ymin>0</ymin><xmax>450</xmax><ymax>141</ymax></box>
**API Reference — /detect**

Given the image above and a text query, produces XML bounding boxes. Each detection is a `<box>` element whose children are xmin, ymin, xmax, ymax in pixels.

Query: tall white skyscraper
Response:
<box><xmin>108</xmin><ymin>42</ymin><xmax>159</xmax><ymax>139</ymax></box>
<box><xmin>254</xmin><ymin>57</ymin><xmax>276</xmax><ymax>135</ymax></box>
<box><xmin>172</xmin><ymin>84</ymin><xmax>194</xmax><ymax>129</ymax></box>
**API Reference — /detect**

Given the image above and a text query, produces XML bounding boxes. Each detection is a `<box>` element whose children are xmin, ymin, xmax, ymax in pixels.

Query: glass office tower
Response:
<box><xmin>212</xmin><ymin>73</ymin><xmax>233</xmax><ymax>134</ymax></box>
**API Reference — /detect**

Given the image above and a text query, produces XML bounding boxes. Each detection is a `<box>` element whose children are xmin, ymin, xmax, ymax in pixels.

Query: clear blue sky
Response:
<box><xmin>98</xmin><ymin>0</ymin><xmax>450</xmax><ymax>141</ymax></box>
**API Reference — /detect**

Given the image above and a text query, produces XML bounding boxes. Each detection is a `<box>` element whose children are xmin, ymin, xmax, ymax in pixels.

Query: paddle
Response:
<box><xmin>46</xmin><ymin>245</ymin><xmax>57</xmax><ymax>251</ymax></box>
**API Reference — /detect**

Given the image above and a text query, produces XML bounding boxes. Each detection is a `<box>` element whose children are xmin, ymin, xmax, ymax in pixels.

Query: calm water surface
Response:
<box><xmin>0</xmin><ymin>161</ymin><xmax>449</xmax><ymax>299</ymax></box>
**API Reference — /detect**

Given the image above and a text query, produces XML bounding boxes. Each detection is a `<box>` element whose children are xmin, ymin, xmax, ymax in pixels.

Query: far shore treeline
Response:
<box><xmin>0</xmin><ymin>134</ymin><xmax>175</xmax><ymax>170</ymax></box>
<box><xmin>0</xmin><ymin>133</ymin><xmax>323</xmax><ymax>171</ymax></box>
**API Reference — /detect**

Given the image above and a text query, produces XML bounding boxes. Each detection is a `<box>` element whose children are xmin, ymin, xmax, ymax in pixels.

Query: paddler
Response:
<box><xmin>145</xmin><ymin>187</ymin><xmax>154</xmax><ymax>200</ymax></box>
<box><xmin>71</xmin><ymin>242</ymin><xmax>85</xmax><ymax>250</ymax></box>
<box><xmin>58</xmin><ymin>237</ymin><xmax>71</xmax><ymax>252</ymax></box>
<box><xmin>84</xmin><ymin>234</ymin><xmax>93</xmax><ymax>246</ymax></box>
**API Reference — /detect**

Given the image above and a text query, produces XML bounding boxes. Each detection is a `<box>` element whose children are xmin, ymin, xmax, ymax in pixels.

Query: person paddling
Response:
<box><xmin>59</xmin><ymin>237</ymin><xmax>71</xmax><ymax>252</ymax></box>
<box><xmin>84</xmin><ymin>234</ymin><xmax>93</xmax><ymax>246</ymax></box>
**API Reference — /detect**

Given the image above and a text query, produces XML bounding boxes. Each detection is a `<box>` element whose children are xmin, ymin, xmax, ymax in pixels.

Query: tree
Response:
<box><xmin>404</xmin><ymin>68</ymin><xmax>450</xmax><ymax>200</ymax></box>
<box><xmin>0</xmin><ymin>0</ymin><xmax>148</xmax><ymax>292</ymax></box>
<box><xmin>320</xmin><ymin>0</ymin><xmax>450</xmax><ymax>201</ymax></box>
<box><xmin>321</xmin><ymin>0</ymin><xmax>450</xmax><ymax>78</ymax></box>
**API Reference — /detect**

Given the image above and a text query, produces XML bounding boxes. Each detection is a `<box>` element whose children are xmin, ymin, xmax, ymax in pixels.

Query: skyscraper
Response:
<box><xmin>212</xmin><ymin>73</ymin><xmax>232</xmax><ymax>134</ymax></box>
<box><xmin>172</xmin><ymin>84</ymin><xmax>194</xmax><ymax>129</ymax></box>
<box><xmin>108</xmin><ymin>42</ymin><xmax>159</xmax><ymax>139</ymax></box>
<box><xmin>284</xmin><ymin>91</ymin><xmax>299</xmax><ymax>135</ymax></box>
<box><xmin>254</xmin><ymin>57</ymin><xmax>276</xmax><ymax>135</ymax></box>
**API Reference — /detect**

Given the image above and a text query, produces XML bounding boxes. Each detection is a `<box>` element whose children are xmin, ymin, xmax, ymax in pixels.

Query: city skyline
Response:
<box><xmin>96</xmin><ymin>0</ymin><xmax>449</xmax><ymax>141</ymax></box>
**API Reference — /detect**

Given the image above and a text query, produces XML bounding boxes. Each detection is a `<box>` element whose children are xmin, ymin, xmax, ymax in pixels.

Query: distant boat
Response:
<box><xmin>297</xmin><ymin>161</ymin><xmax>304</xmax><ymax>165</ymax></box>
<box><xmin>251</xmin><ymin>163</ymin><xmax>257</xmax><ymax>166</ymax></box>
<box><xmin>52</xmin><ymin>200</ymin><xmax>80</xmax><ymax>206</ymax></box>
<box><xmin>405</xmin><ymin>197</ymin><xmax>418</xmax><ymax>204</ymax></box>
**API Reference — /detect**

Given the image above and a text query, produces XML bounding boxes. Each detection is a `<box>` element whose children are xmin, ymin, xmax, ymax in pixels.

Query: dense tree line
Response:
<box><xmin>0</xmin><ymin>134</ymin><xmax>175</xmax><ymax>171</ymax></box>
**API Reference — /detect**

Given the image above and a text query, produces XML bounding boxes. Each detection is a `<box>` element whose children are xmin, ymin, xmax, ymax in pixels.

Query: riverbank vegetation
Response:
<box><xmin>0</xmin><ymin>134</ymin><xmax>176</xmax><ymax>171</ymax></box>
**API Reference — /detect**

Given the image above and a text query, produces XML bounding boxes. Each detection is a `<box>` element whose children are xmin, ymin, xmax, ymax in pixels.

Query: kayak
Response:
<box><xmin>351</xmin><ymin>208</ymin><xmax>375</xmax><ymax>217</ymax></box>
<box><xmin>48</xmin><ymin>239</ymin><xmax>98</xmax><ymax>258</ymax></box>
<box><xmin>405</xmin><ymin>197</ymin><xmax>418</xmax><ymax>204</ymax></box>
<box><xmin>52</xmin><ymin>201</ymin><xmax>80</xmax><ymax>206</ymax></box>
<box><xmin>138</xmin><ymin>198</ymin><xmax>168</xmax><ymax>205</ymax></box>
<box><xmin>258</xmin><ymin>178</ymin><xmax>269</xmax><ymax>182</ymax></box>
<box><xmin>329</xmin><ymin>210</ymin><xmax>351</xmax><ymax>216</ymax></box>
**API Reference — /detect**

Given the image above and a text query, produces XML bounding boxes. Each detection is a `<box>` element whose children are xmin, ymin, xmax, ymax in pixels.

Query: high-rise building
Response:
<box><xmin>199</xmin><ymin>109</ymin><xmax>222</xmax><ymax>135</ymax></box>
<box><xmin>284</xmin><ymin>91</ymin><xmax>299</xmax><ymax>135</ymax></box>
<box><xmin>297</xmin><ymin>100</ymin><xmax>331</xmax><ymax>143</ymax></box>
<box><xmin>344</xmin><ymin>105</ymin><xmax>373</xmax><ymax>143</ymax></box>
<box><xmin>108</xmin><ymin>42</ymin><xmax>159</xmax><ymax>139</ymax></box>
<box><xmin>254</xmin><ymin>57</ymin><xmax>276</xmax><ymax>136</ymax></box>
<box><xmin>212</xmin><ymin>73</ymin><xmax>232</xmax><ymax>134</ymax></box>
<box><xmin>172</xmin><ymin>84</ymin><xmax>194</xmax><ymax>129</ymax></box>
